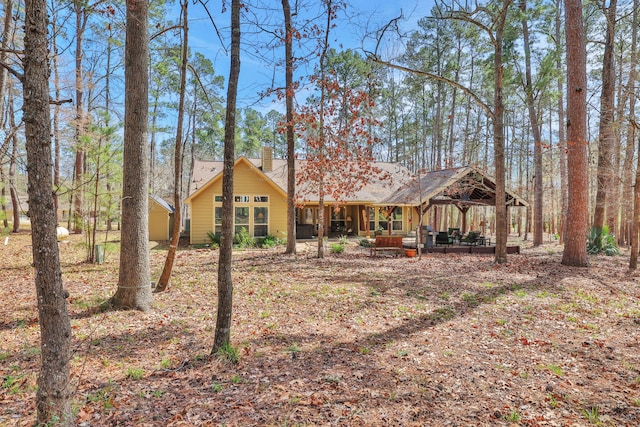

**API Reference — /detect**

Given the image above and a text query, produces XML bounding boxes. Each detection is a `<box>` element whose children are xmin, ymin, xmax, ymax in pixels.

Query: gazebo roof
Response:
<box><xmin>381</xmin><ymin>166</ymin><xmax>528</xmax><ymax>208</ymax></box>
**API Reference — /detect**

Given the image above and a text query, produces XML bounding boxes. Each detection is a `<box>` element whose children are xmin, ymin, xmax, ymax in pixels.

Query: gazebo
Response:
<box><xmin>381</xmin><ymin>166</ymin><xmax>528</xmax><ymax>235</ymax></box>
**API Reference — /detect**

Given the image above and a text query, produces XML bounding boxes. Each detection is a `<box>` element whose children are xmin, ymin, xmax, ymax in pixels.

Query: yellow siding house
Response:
<box><xmin>184</xmin><ymin>147</ymin><xmax>527</xmax><ymax>245</ymax></box>
<box><xmin>184</xmin><ymin>148</ymin><xmax>417</xmax><ymax>245</ymax></box>
<box><xmin>185</xmin><ymin>156</ymin><xmax>288</xmax><ymax>244</ymax></box>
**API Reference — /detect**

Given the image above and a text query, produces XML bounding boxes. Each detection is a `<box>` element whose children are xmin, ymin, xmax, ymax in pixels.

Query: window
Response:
<box><xmin>391</xmin><ymin>207</ymin><xmax>403</xmax><ymax>231</ymax></box>
<box><xmin>330</xmin><ymin>207</ymin><xmax>346</xmax><ymax>232</ymax></box>
<box><xmin>254</xmin><ymin>207</ymin><xmax>268</xmax><ymax>237</ymax></box>
<box><xmin>368</xmin><ymin>207</ymin><xmax>376</xmax><ymax>232</ymax></box>
<box><xmin>214</xmin><ymin>207</ymin><xmax>222</xmax><ymax>235</ymax></box>
<box><xmin>377</xmin><ymin>208</ymin><xmax>388</xmax><ymax>231</ymax></box>
<box><xmin>215</xmin><ymin>195</ymin><xmax>269</xmax><ymax>237</ymax></box>
<box><xmin>235</xmin><ymin>207</ymin><xmax>250</xmax><ymax>235</ymax></box>
<box><xmin>303</xmin><ymin>207</ymin><xmax>314</xmax><ymax>225</ymax></box>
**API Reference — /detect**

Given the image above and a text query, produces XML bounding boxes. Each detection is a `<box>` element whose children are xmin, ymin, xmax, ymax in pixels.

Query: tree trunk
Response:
<box><xmin>110</xmin><ymin>0</ymin><xmax>152</xmax><ymax>310</ymax></box>
<box><xmin>556</xmin><ymin>0</ymin><xmax>568</xmax><ymax>245</ymax></box>
<box><xmin>1</xmin><ymin>0</ymin><xmax>20</xmax><ymax>233</ymax></box>
<box><xmin>1</xmin><ymin>165</ymin><xmax>7</xmax><ymax>229</ymax></box>
<box><xmin>521</xmin><ymin>0</ymin><xmax>543</xmax><ymax>247</ymax></box>
<box><xmin>622</xmin><ymin>0</ymin><xmax>638</xmax><ymax>248</ymax></box>
<box><xmin>212</xmin><ymin>0</ymin><xmax>240</xmax><ymax>353</ymax></box>
<box><xmin>283</xmin><ymin>0</ymin><xmax>297</xmax><ymax>255</ymax></box>
<box><xmin>156</xmin><ymin>0</ymin><xmax>188</xmax><ymax>293</ymax></box>
<box><xmin>592</xmin><ymin>0</ymin><xmax>617</xmax><ymax>247</ymax></box>
<box><xmin>9</xmin><ymin>98</ymin><xmax>20</xmax><ymax>232</ymax></box>
<box><xmin>24</xmin><ymin>0</ymin><xmax>73</xmax><ymax>423</ymax></box>
<box><xmin>51</xmin><ymin>2</ymin><xmax>61</xmax><ymax>219</ymax></box>
<box><xmin>313</xmin><ymin>0</ymin><xmax>333</xmax><ymax>260</ymax></box>
<box><xmin>0</xmin><ymin>0</ymin><xmax>11</xmax><ymax>106</ymax></box>
<box><xmin>562</xmin><ymin>0</ymin><xmax>589</xmax><ymax>267</ymax></box>
<box><xmin>317</xmin><ymin>195</ymin><xmax>326</xmax><ymax>258</ymax></box>
<box><xmin>0</xmin><ymin>0</ymin><xmax>12</xmax><ymax>230</ymax></box>
<box><xmin>72</xmin><ymin>1</ymin><xmax>87</xmax><ymax>234</ymax></box>
<box><xmin>493</xmin><ymin>0</ymin><xmax>510</xmax><ymax>264</ymax></box>
<box><xmin>630</xmin><ymin>122</ymin><xmax>640</xmax><ymax>270</ymax></box>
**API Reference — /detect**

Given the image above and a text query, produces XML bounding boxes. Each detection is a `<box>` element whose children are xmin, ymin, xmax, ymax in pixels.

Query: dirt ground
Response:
<box><xmin>1</xmin><ymin>231</ymin><xmax>640</xmax><ymax>426</ymax></box>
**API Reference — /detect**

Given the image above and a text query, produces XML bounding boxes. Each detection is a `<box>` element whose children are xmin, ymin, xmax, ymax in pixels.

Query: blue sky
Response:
<box><xmin>181</xmin><ymin>0</ymin><xmax>433</xmax><ymax>112</ymax></box>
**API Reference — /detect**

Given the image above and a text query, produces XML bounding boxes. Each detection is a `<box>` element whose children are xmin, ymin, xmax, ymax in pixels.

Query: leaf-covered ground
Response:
<box><xmin>1</xmin><ymin>231</ymin><xmax>640</xmax><ymax>426</ymax></box>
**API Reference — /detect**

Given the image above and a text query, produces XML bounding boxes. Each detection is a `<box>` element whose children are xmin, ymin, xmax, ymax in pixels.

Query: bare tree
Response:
<box><xmin>213</xmin><ymin>0</ymin><xmax>241</xmax><ymax>353</ymax></box>
<box><xmin>71</xmin><ymin>0</ymin><xmax>88</xmax><ymax>234</ymax></box>
<box><xmin>592</xmin><ymin>0</ymin><xmax>617</xmax><ymax>249</ymax></box>
<box><xmin>23</xmin><ymin>0</ymin><xmax>73</xmax><ymax>423</ymax></box>
<box><xmin>520</xmin><ymin>0</ymin><xmax>543</xmax><ymax>246</ymax></box>
<box><xmin>156</xmin><ymin>0</ymin><xmax>188</xmax><ymax>292</ymax></box>
<box><xmin>282</xmin><ymin>0</ymin><xmax>297</xmax><ymax>254</ymax></box>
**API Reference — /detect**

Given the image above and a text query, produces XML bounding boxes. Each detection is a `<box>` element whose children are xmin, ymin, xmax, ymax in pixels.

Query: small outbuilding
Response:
<box><xmin>149</xmin><ymin>195</ymin><xmax>174</xmax><ymax>241</ymax></box>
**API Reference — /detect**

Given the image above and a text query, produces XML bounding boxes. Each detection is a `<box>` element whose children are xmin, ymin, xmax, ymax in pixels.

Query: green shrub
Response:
<box><xmin>257</xmin><ymin>234</ymin><xmax>282</xmax><ymax>248</ymax></box>
<box><xmin>587</xmin><ymin>226</ymin><xmax>620</xmax><ymax>256</ymax></box>
<box><xmin>207</xmin><ymin>231</ymin><xmax>221</xmax><ymax>249</ymax></box>
<box><xmin>233</xmin><ymin>227</ymin><xmax>255</xmax><ymax>248</ymax></box>
<box><xmin>330</xmin><ymin>243</ymin><xmax>345</xmax><ymax>254</ymax></box>
<box><xmin>338</xmin><ymin>234</ymin><xmax>348</xmax><ymax>245</ymax></box>
<box><xmin>359</xmin><ymin>238</ymin><xmax>371</xmax><ymax>247</ymax></box>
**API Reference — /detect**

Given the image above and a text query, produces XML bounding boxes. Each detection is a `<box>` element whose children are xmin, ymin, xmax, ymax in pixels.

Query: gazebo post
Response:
<box><xmin>455</xmin><ymin>204</ymin><xmax>470</xmax><ymax>233</ymax></box>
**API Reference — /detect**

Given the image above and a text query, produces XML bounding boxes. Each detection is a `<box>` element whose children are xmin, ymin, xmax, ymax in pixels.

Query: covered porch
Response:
<box><xmin>295</xmin><ymin>204</ymin><xmax>411</xmax><ymax>238</ymax></box>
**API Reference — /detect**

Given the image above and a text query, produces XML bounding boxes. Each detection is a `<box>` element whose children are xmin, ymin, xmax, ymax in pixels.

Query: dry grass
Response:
<box><xmin>1</xmin><ymin>231</ymin><xmax>640</xmax><ymax>426</ymax></box>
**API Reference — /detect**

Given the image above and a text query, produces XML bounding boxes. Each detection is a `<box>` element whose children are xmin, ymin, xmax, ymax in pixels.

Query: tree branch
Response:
<box><xmin>196</xmin><ymin>0</ymin><xmax>226</xmax><ymax>55</ymax></box>
<box><xmin>367</xmin><ymin>55</ymin><xmax>494</xmax><ymax>119</ymax></box>
<box><xmin>0</xmin><ymin>48</ymin><xmax>23</xmax><ymax>55</ymax></box>
<box><xmin>372</xmin><ymin>13</ymin><xmax>403</xmax><ymax>58</ymax></box>
<box><xmin>150</xmin><ymin>24</ymin><xmax>184</xmax><ymax>41</ymax></box>
<box><xmin>0</xmin><ymin>62</ymin><xmax>23</xmax><ymax>82</ymax></box>
<box><xmin>50</xmin><ymin>98</ymin><xmax>73</xmax><ymax>105</ymax></box>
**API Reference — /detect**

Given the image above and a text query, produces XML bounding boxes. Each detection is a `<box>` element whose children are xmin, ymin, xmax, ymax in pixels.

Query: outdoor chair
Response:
<box><xmin>460</xmin><ymin>231</ymin><xmax>480</xmax><ymax>245</ymax></box>
<box><xmin>448</xmin><ymin>228</ymin><xmax>461</xmax><ymax>243</ymax></box>
<box><xmin>435</xmin><ymin>231</ymin><xmax>453</xmax><ymax>246</ymax></box>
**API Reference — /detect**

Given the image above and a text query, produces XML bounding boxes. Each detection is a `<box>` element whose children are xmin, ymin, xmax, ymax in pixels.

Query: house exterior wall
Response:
<box><xmin>149</xmin><ymin>199</ymin><xmax>170</xmax><ymax>241</ymax></box>
<box><xmin>188</xmin><ymin>160</ymin><xmax>288</xmax><ymax>244</ymax></box>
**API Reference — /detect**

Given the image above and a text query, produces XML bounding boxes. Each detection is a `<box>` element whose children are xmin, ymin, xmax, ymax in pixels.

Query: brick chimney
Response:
<box><xmin>261</xmin><ymin>146</ymin><xmax>273</xmax><ymax>172</ymax></box>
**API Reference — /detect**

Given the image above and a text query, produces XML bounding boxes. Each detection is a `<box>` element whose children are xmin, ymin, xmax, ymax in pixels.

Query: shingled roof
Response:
<box><xmin>381</xmin><ymin>166</ymin><xmax>528</xmax><ymax>208</ymax></box>
<box><xmin>188</xmin><ymin>160</ymin><xmax>527</xmax><ymax>208</ymax></box>
<box><xmin>188</xmin><ymin>157</ymin><xmax>415</xmax><ymax>204</ymax></box>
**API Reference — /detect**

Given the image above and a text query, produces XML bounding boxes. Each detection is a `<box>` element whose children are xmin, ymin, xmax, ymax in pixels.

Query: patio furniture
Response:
<box><xmin>448</xmin><ymin>228</ymin><xmax>461</xmax><ymax>243</ymax></box>
<box><xmin>435</xmin><ymin>231</ymin><xmax>453</xmax><ymax>246</ymax></box>
<box><xmin>370</xmin><ymin>235</ymin><xmax>404</xmax><ymax>257</ymax></box>
<box><xmin>476</xmin><ymin>236</ymin><xmax>490</xmax><ymax>246</ymax></box>
<box><xmin>460</xmin><ymin>231</ymin><xmax>481</xmax><ymax>245</ymax></box>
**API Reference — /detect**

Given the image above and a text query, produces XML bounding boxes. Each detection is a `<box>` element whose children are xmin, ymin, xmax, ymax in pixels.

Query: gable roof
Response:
<box><xmin>187</xmin><ymin>157</ymin><xmax>415</xmax><ymax>205</ymax></box>
<box><xmin>382</xmin><ymin>166</ymin><xmax>528</xmax><ymax>207</ymax></box>
<box><xmin>186</xmin><ymin>157</ymin><xmax>289</xmax><ymax>204</ymax></box>
<box><xmin>149</xmin><ymin>194</ymin><xmax>174</xmax><ymax>213</ymax></box>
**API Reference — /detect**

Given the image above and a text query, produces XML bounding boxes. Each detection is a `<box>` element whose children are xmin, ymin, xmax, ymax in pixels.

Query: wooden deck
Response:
<box><xmin>424</xmin><ymin>245</ymin><xmax>520</xmax><ymax>255</ymax></box>
<box><xmin>402</xmin><ymin>237</ymin><xmax>520</xmax><ymax>255</ymax></box>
